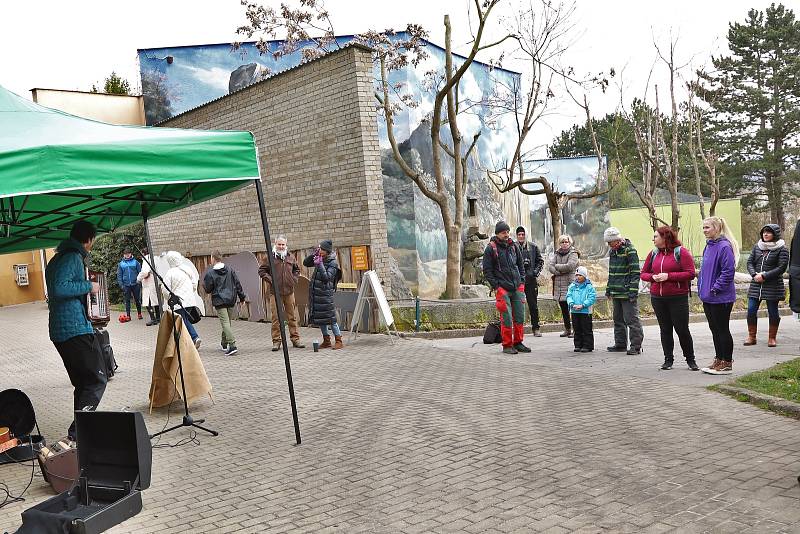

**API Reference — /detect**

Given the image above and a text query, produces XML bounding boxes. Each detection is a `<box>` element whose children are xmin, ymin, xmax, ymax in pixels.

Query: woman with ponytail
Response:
<box><xmin>698</xmin><ymin>216</ymin><xmax>738</xmax><ymax>375</ymax></box>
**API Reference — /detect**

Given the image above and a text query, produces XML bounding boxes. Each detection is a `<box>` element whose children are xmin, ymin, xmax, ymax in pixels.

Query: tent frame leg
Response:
<box><xmin>255</xmin><ymin>180</ymin><xmax>302</xmax><ymax>445</ymax></box>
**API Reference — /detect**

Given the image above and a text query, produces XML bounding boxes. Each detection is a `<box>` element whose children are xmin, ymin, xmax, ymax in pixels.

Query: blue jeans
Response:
<box><xmin>747</xmin><ymin>297</ymin><xmax>779</xmax><ymax>322</ymax></box>
<box><xmin>320</xmin><ymin>322</ymin><xmax>341</xmax><ymax>337</ymax></box>
<box><xmin>176</xmin><ymin>308</ymin><xmax>199</xmax><ymax>341</ymax></box>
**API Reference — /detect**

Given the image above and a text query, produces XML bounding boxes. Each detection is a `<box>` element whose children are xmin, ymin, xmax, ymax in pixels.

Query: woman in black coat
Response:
<box><xmin>744</xmin><ymin>224</ymin><xmax>789</xmax><ymax>347</ymax></box>
<box><xmin>303</xmin><ymin>239</ymin><xmax>343</xmax><ymax>349</ymax></box>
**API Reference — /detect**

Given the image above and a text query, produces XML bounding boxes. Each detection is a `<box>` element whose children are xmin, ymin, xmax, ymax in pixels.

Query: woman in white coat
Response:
<box><xmin>162</xmin><ymin>251</ymin><xmax>202</xmax><ymax>348</ymax></box>
<box><xmin>136</xmin><ymin>247</ymin><xmax>161</xmax><ymax>326</ymax></box>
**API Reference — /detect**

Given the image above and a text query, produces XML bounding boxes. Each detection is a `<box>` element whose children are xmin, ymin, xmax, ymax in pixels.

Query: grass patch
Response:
<box><xmin>728</xmin><ymin>357</ymin><xmax>800</xmax><ymax>403</ymax></box>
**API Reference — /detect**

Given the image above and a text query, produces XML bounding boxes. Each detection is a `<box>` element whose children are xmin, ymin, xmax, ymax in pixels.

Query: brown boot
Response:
<box><xmin>319</xmin><ymin>335</ymin><xmax>332</xmax><ymax>349</ymax></box>
<box><xmin>333</xmin><ymin>335</ymin><xmax>343</xmax><ymax>350</ymax></box>
<box><xmin>768</xmin><ymin>321</ymin><xmax>779</xmax><ymax>347</ymax></box>
<box><xmin>743</xmin><ymin>322</ymin><xmax>757</xmax><ymax>346</ymax></box>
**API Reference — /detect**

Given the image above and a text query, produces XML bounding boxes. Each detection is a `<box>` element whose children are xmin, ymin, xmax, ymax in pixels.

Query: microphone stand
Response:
<box><xmin>122</xmin><ymin>237</ymin><xmax>218</xmax><ymax>439</ymax></box>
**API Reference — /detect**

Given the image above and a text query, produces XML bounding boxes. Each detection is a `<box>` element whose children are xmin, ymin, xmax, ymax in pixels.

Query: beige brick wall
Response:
<box><xmin>148</xmin><ymin>45</ymin><xmax>392</xmax><ymax>295</ymax></box>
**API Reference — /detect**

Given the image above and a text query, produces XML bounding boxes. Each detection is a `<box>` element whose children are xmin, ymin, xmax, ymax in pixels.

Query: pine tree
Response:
<box><xmin>697</xmin><ymin>3</ymin><xmax>800</xmax><ymax>228</ymax></box>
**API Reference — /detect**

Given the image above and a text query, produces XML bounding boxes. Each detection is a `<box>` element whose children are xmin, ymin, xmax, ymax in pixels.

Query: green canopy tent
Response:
<box><xmin>0</xmin><ymin>85</ymin><xmax>300</xmax><ymax>443</ymax></box>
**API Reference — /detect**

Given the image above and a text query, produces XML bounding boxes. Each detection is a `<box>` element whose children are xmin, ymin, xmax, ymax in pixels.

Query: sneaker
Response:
<box><xmin>660</xmin><ymin>361</ymin><xmax>673</xmax><ymax>370</ymax></box>
<box><xmin>225</xmin><ymin>345</ymin><xmax>238</xmax><ymax>356</ymax></box>
<box><xmin>701</xmin><ymin>358</ymin><xmax>721</xmax><ymax>373</ymax></box>
<box><xmin>573</xmin><ymin>348</ymin><xmax>582</xmax><ymax>352</ymax></box>
<box><xmin>502</xmin><ymin>346</ymin><xmax>518</xmax><ymax>355</ymax></box>
<box><xmin>559</xmin><ymin>330</ymin><xmax>572</xmax><ymax>338</ymax></box>
<box><xmin>686</xmin><ymin>359</ymin><xmax>700</xmax><ymax>371</ymax></box>
<box><xmin>714</xmin><ymin>361</ymin><xmax>733</xmax><ymax>374</ymax></box>
<box><xmin>627</xmin><ymin>347</ymin><xmax>643</xmax><ymax>355</ymax></box>
<box><xmin>272</xmin><ymin>342</ymin><xmax>280</xmax><ymax>352</ymax></box>
<box><xmin>514</xmin><ymin>343</ymin><xmax>531</xmax><ymax>353</ymax></box>
<box><xmin>219</xmin><ymin>343</ymin><xmax>228</xmax><ymax>352</ymax></box>
<box><xmin>580</xmin><ymin>348</ymin><xmax>593</xmax><ymax>353</ymax></box>
<box><xmin>533</xmin><ymin>330</ymin><xmax>542</xmax><ymax>338</ymax></box>
<box><xmin>292</xmin><ymin>340</ymin><xmax>306</xmax><ymax>348</ymax></box>
<box><xmin>137</xmin><ymin>312</ymin><xmax>143</xmax><ymax>320</ymax></box>
<box><xmin>607</xmin><ymin>345</ymin><xmax>627</xmax><ymax>352</ymax></box>
<box><xmin>194</xmin><ymin>338</ymin><xmax>201</xmax><ymax>349</ymax></box>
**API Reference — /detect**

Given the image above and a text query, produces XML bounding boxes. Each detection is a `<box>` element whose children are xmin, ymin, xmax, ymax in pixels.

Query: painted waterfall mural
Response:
<box><xmin>138</xmin><ymin>35</ymin><xmax>531</xmax><ymax>298</ymax></box>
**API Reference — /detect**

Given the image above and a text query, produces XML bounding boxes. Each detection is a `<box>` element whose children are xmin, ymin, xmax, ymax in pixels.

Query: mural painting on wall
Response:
<box><xmin>138</xmin><ymin>34</ymin><xmax>527</xmax><ymax>299</ymax></box>
<box><xmin>522</xmin><ymin>156</ymin><xmax>611</xmax><ymax>287</ymax></box>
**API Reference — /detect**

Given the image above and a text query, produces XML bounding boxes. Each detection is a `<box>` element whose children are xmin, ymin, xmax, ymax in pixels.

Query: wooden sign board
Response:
<box><xmin>349</xmin><ymin>270</ymin><xmax>398</xmax><ymax>343</ymax></box>
<box><xmin>351</xmin><ymin>246</ymin><xmax>370</xmax><ymax>271</ymax></box>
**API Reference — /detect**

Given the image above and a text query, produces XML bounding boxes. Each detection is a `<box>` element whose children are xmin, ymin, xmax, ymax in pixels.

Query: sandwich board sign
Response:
<box><xmin>349</xmin><ymin>270</ymin><xmax>399</xmax><ymax>343</ymax></box>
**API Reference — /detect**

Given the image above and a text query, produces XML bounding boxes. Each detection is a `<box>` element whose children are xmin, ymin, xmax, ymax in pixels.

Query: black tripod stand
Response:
<box><xmin>123</xmin><ymin>238</ymin><xmax>217</xmax><ymax>439</ymax></box>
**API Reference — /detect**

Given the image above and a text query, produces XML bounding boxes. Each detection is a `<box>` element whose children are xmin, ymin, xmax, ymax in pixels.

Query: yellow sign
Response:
<box><xmin>351</xmin><ymin>246</ymin><xmax>370</xmax><ymax>271</ymax></box>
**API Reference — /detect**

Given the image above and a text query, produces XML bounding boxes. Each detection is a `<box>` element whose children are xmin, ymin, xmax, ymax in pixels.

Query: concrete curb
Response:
<box><xmin>400</xmin><ymin>308</ymin><xmax>795</xmax><ymax>340</ymax></box>
<box><xmin>714</xmin><ymin>384</ymin><xmax>800</xmax><ymax>420</ymax></box>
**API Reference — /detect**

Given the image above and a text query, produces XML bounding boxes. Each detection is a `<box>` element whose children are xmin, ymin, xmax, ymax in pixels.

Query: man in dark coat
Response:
<box><xmin>483</xmin><ymin>221</ymin><xmax>530</xmax><ymax>355</ymax></box>
<box><xmin>303</xmin><ymin>239</ymin><xmax>343</xmax><ymax>349</ymax></box>
<box><xmin>203</xmin><ymin>251</ymin><xmax>247</xmax><ymax>355</ymax></box>
<box><xmin>516</xmin><ymin>226</ymin><xmax>544</xmax><ymax>337</ymax></box>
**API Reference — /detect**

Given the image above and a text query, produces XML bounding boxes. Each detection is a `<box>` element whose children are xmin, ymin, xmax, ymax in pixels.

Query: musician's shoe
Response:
<box><xmin>194</xmin><ymin>337</ymin><xmax>202</xmax><ymax>349</ymax></box>
<box><xmin>225</xmin><ymin>345</ymin><xmax>238</xmax><ymax>356</ymax></box>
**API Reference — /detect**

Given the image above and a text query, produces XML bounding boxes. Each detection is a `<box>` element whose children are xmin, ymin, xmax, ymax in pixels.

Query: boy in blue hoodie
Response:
<box><xmin>566</xmin><ymin>266</ymin><xmax>597</xmax><ymax>352</ymax></box>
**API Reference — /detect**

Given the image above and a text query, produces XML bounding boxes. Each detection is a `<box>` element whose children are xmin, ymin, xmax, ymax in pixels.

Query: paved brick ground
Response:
<box><xmin>1</xmin><ymin>303</ymin><xmax>798</xmax><ymax>533</ymax></box>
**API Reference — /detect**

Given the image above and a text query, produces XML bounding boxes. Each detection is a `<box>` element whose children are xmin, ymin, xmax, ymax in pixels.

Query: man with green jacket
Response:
<box><xmin>45</xmin><ymin>220</ymin><xmax>106</xmax><ymax>440</ymax></box>
<box><xmin>604</xmin><ymin>227</ymin><xmax>644</xmax><ymax>355</ymax></box>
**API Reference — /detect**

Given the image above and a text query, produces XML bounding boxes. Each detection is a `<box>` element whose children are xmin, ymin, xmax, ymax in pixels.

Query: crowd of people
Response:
<box><xmin>482</xmin><ymin>217</ymin><xmax>793</xmax><ymax>376</ymax></box>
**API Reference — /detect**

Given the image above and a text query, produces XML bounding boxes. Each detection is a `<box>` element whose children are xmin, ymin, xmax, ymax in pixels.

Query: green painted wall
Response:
<box><xmin>609</xmin><ymin>199</ymin><xmax>742</xmax><ymax>262</ymax></box>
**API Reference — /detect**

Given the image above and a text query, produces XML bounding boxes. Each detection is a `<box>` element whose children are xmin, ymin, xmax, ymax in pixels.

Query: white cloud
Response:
<box><xmin>181</xmin><ymin>65</ymin><xmax>231</xmax><ymax>93</ymax></box>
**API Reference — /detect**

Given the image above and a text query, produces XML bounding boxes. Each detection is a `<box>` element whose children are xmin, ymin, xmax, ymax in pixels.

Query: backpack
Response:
<box><xmin>333</xmin><ymin>266</ymin><xmax>343</xmax><ymax>291</ymax></box>
<box><xmin>483</xmin><ymin>321</ymin><xmax>502</xmax><ymax>344</ymax></box>
<box><xmin>95</xmin><ymin>328</ymin><xmax>118</xmax><ymax>379</ymax></box>
<box><xmin>645</xmin><ymin>246</ymin><xmax>682</xmax><ymax>272</ymax></box>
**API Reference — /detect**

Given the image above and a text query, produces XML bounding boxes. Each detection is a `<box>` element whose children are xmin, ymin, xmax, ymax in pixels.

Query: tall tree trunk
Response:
<box><xmin>547</xmin><ymin>192</ymin><xmax>562</xmax><ymax>251</ymax></box>
<box><xmin>444</xmin><ymin>226</ymin><xmax>461</xmax><ymax>299</ymax></box>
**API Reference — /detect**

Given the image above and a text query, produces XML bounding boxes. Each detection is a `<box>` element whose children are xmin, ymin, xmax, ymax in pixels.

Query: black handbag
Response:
<box><xmin>184</xmin><ymin>306</ymin><xmax>202</xmax><ymax>324</ymax></box>
<box><xmin>483</xmin><ymin>322</ymin><xmax>502</xmax><ymax>344</ymax></box>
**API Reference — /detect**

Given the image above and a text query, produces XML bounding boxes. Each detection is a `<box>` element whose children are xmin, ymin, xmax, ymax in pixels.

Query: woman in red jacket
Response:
<box><xmin>641</xmin><ymin>226</ymin><xmax>698</xmax><ymax>371</ymax></box>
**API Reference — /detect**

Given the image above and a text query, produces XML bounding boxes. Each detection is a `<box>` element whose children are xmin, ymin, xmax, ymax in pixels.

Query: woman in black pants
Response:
<box><xmin>547</xmin><ymin>235</ymin><xmax>579</xmax><ymax>337</ymax></box>
<box><xmin>640</xmin><ymin>226</ymin><xmax>698</xmax><ymax>370</ymax></box>
<box><xmin>744</xmin><ymin>224</ymin><xmax>789</xmax><ymax>347</ymax></box>
<box><xmin>698</xmin><ymin>216</ymin><xmax>739</xmax><ymax>375</ymax></box>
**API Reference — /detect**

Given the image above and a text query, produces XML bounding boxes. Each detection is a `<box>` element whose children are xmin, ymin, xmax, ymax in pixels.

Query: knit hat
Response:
<box><xmin>495</xmin><ymin>221</ymin><xmax>511</xmax><ymax>234</ymax></box>
<box><xmin>320</xmin><ymin>239</ymin><xmax>333</xmax><ymax>253</ymax></box>
<box><xmin>515</xmin><ymin>226</ymin><xmax>526</xmax><ymax>235</ymax></box>
<box><xmin>603</xmin><ymin>227</ymin><xmax>622</xmax><ymax>242</ymax></box>
<box><xmin>575</xmin><ymin>266</ymin><xmax>588</xmax><ymax>279</ymax></box>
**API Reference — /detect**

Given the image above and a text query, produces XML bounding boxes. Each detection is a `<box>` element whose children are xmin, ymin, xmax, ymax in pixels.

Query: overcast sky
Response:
<box><xmin>0</xmin><ymin>0</ymin><xmax>780</xmax><ymax>154</ymax></box>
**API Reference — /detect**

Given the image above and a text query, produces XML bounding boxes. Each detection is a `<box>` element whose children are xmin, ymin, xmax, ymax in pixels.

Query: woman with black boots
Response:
<box><xmin>744</xmin><ymin>224</ymin><xmax>789</xmax><ymax>347</ymax></box>
<box><xmin>640</xmin><ymin>226</ymin><xmax>698</xmax><ymax>370</ymax></box>
<box><xmin>547</xmin><ymin>235</ymin><xmax>579</xmax><ymax>338</ymax></box>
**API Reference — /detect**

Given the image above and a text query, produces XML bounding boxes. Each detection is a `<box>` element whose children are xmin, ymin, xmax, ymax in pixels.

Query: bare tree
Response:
<box><xmin>486</xmin><ymin>0</ymin><xmax>611</xmax><ymax>250</ymax></box>
<box><xmin>237</xmin><ymin>0</ymin><xmax>498</xmax><ymax>298</ymax></box>
<box><xmin>688</xmin><ymin>74</ymin><xmax>722</xmax><ymax>218</ymax></box>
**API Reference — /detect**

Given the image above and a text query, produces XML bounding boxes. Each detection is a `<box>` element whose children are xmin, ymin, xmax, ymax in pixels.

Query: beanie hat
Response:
<box><xmin>603</xmin><ymin>227</ymin><xmax>622</xmax><ymax>242</ymax></box>
<box><xmin>575</xmin><ymin>266</ymin><xmax>588</xmax><ymax>279</ymax></box>
<box><xmin>495</xmin><ymin>221</ymin><xmax>511</xmax><ymax>234</ymax></box>
<box><xmin>320</xmin><ymin>239</ymin><xmax>333</xmax><ymax>253</ymax></box>
<box><xmin>515</xmin><ymin>226</ymin><xmax>526</xmax><ymax>235</ymax></box>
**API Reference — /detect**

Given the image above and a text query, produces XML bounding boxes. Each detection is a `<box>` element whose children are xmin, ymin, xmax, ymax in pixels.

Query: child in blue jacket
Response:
<box><xmin>566</xmin><ymin>266</ymin><xmax>597</xmax><ymax>352</ymax></box>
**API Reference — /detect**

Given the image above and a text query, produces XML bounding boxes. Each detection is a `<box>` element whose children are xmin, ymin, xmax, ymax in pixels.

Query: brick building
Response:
<box><xmin>148</xmin><ymin>44</ymin><xmax>396</xmax><ymax>296</ymax></box>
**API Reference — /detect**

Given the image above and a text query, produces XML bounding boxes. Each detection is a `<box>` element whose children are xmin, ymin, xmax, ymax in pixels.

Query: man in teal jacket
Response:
<box><xmin>45</xmin><ymin>220</ymin><xmax>106</xmax><ymax>440</ymax></box>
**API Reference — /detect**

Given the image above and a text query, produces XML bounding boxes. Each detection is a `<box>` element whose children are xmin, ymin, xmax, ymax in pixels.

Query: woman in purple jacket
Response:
<box><xmin>698</xmin><ymin>216</ymin><xmax>739</xmax><ymax>375</ymax></box>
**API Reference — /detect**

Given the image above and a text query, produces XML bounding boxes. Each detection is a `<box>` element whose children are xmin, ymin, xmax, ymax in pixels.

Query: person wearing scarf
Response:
<box><xmin>744</xmin><ymin>224</ymin><xmax>789</xmax><ymax>347</ymax></box>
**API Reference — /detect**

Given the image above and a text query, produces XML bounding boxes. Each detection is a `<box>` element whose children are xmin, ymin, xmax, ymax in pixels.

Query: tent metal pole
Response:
<box><xmin>254</xmin><ymin>179</ymin><xmax>301</xmax><ymax>445</ymax></box>
<box><xmin>141</xmin><ymin>201</ymin><xmax>165</xmax><ymax>314</ymax></box>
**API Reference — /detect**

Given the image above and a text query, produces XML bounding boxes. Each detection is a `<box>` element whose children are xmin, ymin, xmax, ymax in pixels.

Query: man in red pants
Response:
<box><xmin>482</xmin><ymin>221</ymin><xmax>530</xmax><ymax>354</ymax></box>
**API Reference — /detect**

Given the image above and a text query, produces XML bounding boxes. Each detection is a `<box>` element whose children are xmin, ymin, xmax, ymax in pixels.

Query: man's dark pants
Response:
<box><xmin>524</xmin><ymin>282</ymin><xmax>540</xmax><ymax>330</ymax></box>
<box><xmin>54</xmin><ymin>333</ymin><xmax>107</xmax><ymax>439</ymax></box>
